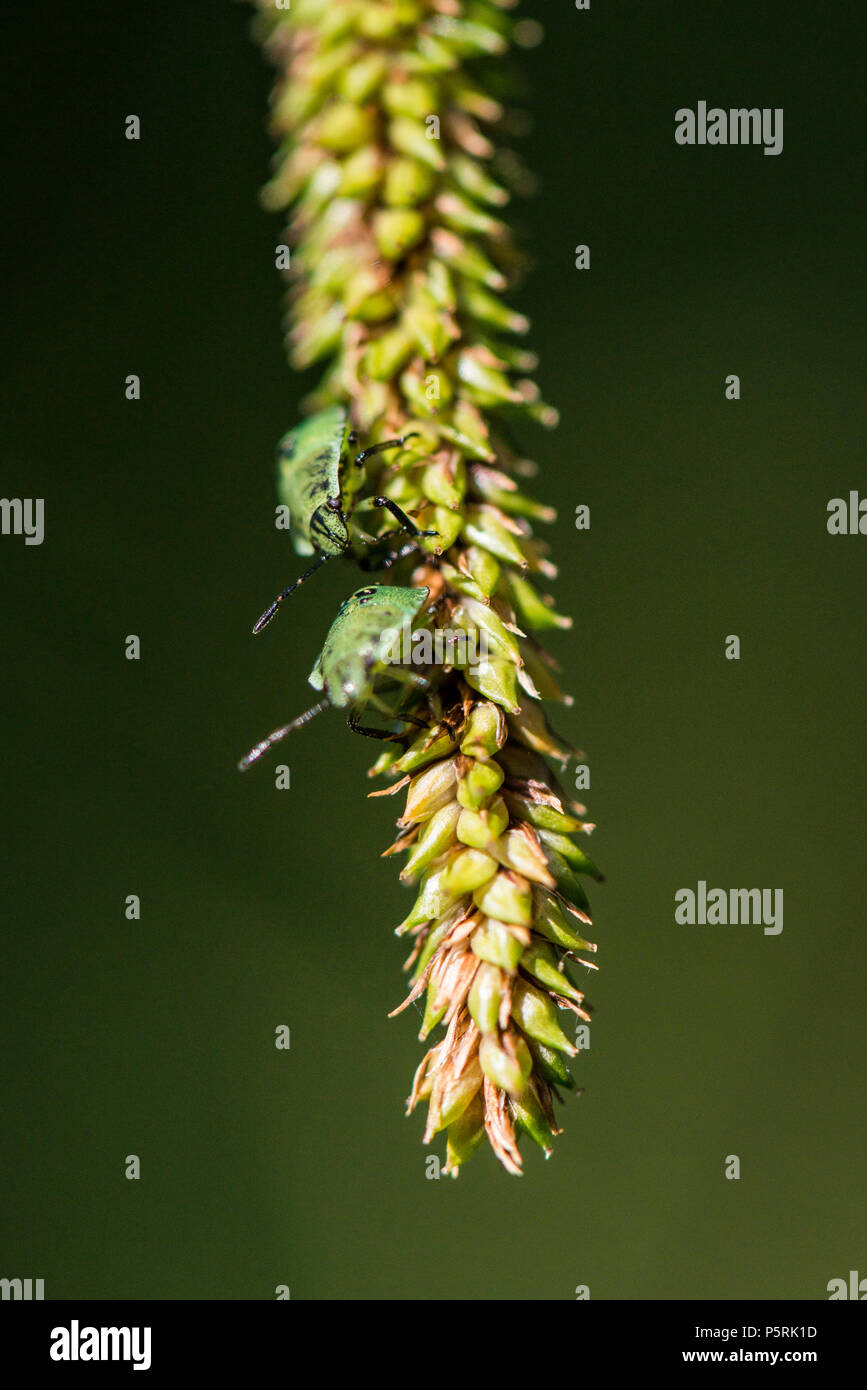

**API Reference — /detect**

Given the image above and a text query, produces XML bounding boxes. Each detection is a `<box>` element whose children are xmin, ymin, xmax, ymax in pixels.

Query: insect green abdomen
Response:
<box><xmin>314</xmin><ymin>584</ymin><xmax>430</xmax><ymax>708</ymax></box>
<box><xmin>276</xmin><ymin>405</ymin><xmax>348</xmax><ymax>552</ymax></box>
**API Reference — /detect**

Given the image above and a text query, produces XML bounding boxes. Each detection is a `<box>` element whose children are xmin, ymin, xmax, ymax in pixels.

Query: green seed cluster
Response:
<box><xmin>253</xmin><ymin>0</ymin><xmax>601</xmax><ymax>1173</ymax></box>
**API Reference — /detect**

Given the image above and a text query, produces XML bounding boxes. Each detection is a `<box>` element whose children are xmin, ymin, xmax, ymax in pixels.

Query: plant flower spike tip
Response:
<box><xmin>251</xmin><ymin>0</ymin><xmax>602</xmax><ymax>1175</ymax></box>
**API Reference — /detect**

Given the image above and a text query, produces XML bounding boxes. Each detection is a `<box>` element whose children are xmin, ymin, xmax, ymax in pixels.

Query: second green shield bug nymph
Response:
<box><xmin>239</xmin><ymin>584</ymin><xmax>432</xmax><ymax>771</ymax></box>
<box><xmin>252</xmin><ymin>406</ymin><xmax>439</xmax><ymax>634</ymax></box>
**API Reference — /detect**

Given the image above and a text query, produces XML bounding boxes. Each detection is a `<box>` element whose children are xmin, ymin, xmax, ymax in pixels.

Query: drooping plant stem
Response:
<box><xmin>252</xmin><ymin>0</ymin><xmax>601</xmax><ymax>1174</ymax></box>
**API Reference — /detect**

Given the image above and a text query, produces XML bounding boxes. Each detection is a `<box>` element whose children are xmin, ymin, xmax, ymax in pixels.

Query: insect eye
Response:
<box><xmin>325</xmin><ymin>496</ymin><xmax>341</xmax><ymax>512</ymax></box>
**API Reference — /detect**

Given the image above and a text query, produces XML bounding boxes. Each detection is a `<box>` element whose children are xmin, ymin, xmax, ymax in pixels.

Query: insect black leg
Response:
<box><xmin>386</xmin><ymin>673</ymin><xmax>433</xmax><ymax>729</ymax></box>
<box><xmin>357</xmin><ymin>539</ymin><xmax>418</xmax><ymax>573</ymax></box>
<box><xmin>252</xmin><ymin>553</ymin><xmax>329</xmax><ymax>634</ymax></box>
<box><xmin>347</xmin><ymin>713</ymin><xmax>406</xmax><ymax>742</ymax></box>
<box><xmin>353</xmin><ymin>432</ymin><xmax>420</xmax><ymax>467</ymax></box>
<box><xmin>371</xmin><ymin>497</ymin><xmax>439</xmax><ymax>540</ymax></box>
<box><xmin>421</xmin><ymin>593</ymin><xmax>448</xmax><ymax>620</ymax></box>
<box><xmin>396</xmin><ymin>712</ymin><xmax>429</xmax><ymax>729</ymax></box>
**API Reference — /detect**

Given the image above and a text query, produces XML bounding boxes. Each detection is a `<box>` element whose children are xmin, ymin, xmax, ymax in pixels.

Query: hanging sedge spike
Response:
<box><xmin>250</xmin><ymin>0</ymin><xmax>601</xmax><ymax>1175</ymax></box>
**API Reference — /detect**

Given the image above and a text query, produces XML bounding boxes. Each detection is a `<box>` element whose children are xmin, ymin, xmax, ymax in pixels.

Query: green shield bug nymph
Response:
<box><xmin>252</xmin><ymin>406</ymin><xmax>439</xmax><ymax>634</ymax></box>
<box><xmin>239</xmin><ymin>584</ymin><xmax>431</xmax><ymax>771</ymax></box>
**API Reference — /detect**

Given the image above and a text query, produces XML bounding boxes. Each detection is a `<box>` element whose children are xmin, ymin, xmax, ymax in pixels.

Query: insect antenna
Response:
<box><xmin>238</xmin><ymin>699</ymin><xmax>331</xmax><ymax>771</ymax></box>
<box><xmin>252</xmin><ymin>554</ymin><xmax>330</xmax><ymax>634</ymax></box>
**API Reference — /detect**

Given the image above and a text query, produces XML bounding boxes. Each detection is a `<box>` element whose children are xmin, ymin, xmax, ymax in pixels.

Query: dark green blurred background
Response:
<box><xmin>2</xmin><ymin>2</ymin><xmax>864</xmax><ymax>1299</ymax></box>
